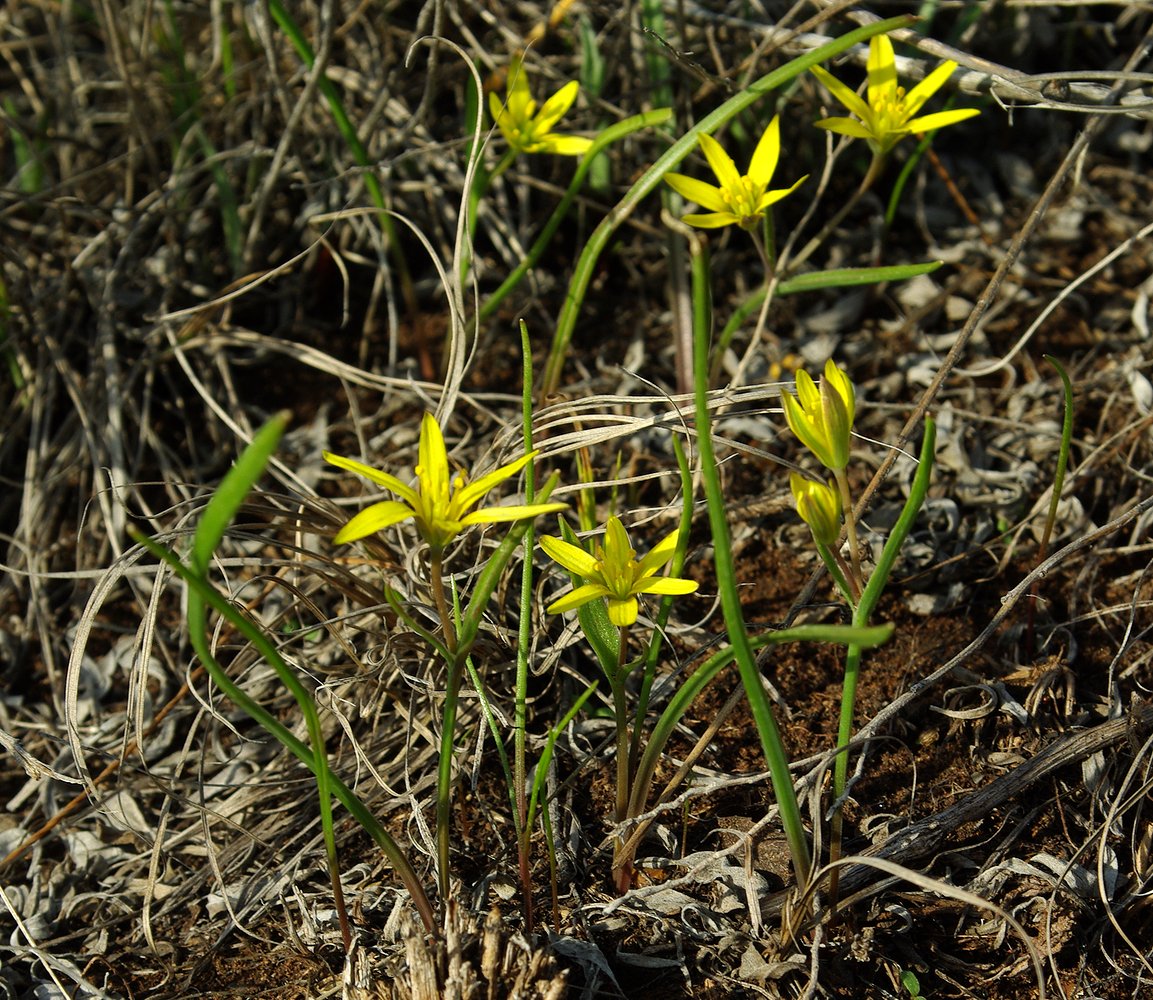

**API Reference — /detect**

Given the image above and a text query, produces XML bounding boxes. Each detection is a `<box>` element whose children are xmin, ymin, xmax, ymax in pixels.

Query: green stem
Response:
<box><xmin>827</xmin><ymin>419</ymin><xmax>936</xmax><ymax>902</ymax></box>
<box><xmin>515</xmin><ymin>321</ymin><xmax>536</xmax><ymax>928</ymax></box>
<box><xmin>611</xmin><ymin>626</ymin><xmax>633</xmax><ymax>893</ymax></box>
<box><xmin>689</xmin><ymin>229</ymin><xmax>811</xmax><ymax>888</ymax></box>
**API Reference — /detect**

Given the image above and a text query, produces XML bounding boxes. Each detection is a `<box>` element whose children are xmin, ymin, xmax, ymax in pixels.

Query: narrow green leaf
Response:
<box><xmin>190</xmin><ymin>412</ymin><xmax>289</xmax><ymax>577</ymax></box>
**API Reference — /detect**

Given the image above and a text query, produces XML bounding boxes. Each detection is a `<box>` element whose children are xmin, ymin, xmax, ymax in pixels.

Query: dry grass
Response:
<box><xmin>2</xmin><ymin>1</ymin><xmax>1152</xmax><ymax>997</ymax></box>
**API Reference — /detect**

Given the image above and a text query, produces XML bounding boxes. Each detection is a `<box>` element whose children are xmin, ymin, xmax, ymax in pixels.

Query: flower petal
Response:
<box><xmin>634</xmin><ymin>576</ymin><xmax>698</xmax><ymax>597</ymax></box>
<box><xmin>462</xmin><ymin>501</ymin><xmax>568</xmax><ymax>526</ymax></box>
<box><xmin>698</xmin><ymin>132</ymin><xmax>741</xmax><ymax>193</ymax></box>
<box><xmin>748</xmin><ymin>115</ymin><xmax>781</xmax><ymax>188</ymax></box>
<box><xmin>548</xmin><ymin>582</ymin><xmax>610</xmax><ymax>615</ymax></box>
<box><xmin>757</xmin><ymin>174</ymin><xmax>808</xmax><ymax>210</ymax></box>
<box><xmin>866</xmin><ymin>34</ymin><xmax>898</xmax><ymax>108</ymax></box>
<box><xmin>810</xmin><ymin>65</ymin><xmax>872</xmax><ymax>122</ymax></box>
<box><xmin>506</xmin><ymin>59</ymin><xmax>534</xmax><ymax>122</ymax></box>
<box><xmin>904</xmin><ymin>107</ymin><xmax>981</xmax><ymax>135</ymax></box>
<box><xmin>455</xmin><ymin>450</ymin><xmax>534</xmax><ymax>511</ymax></box>
<box><xmin>813</xmin><ymin>117</ymin><xmax>877</xmax><ymax>141</ymax></box>
<box><xmin>333</xmin><ymin>500</ymin><xmax>415</xmax><ymax>544</ymax></box>
<box><xmin>324</xmin><ymin>451</ymin><xmax>420</xmax><ymax>507</ymax></box>
<box><xmin>680</xmin><ymin>211</ymin><xmax>741</xmax><ymax>229</ymax></box>
<box><xmin>904</xmin><ymin>59</ymin><xmax>959</xmax><ymax>117</ymax></box>
<box><xmin>823</xmin><ymin>359</ymin><xmax>856</xmax><ymax>427</ymax></box>
<box><xmin>539</xmin><ymin>534</ymin><xmax>600</xmax><ymax>576</ymax></box>
<box><xmin>665</xmin><ymin>172</ymin><xmax>729</xmax><ymax>213</ymax></box>
<box><xmin>534</xmin><ymin>80</ymin><xmax>580</xmax><ymax>135</ymax></box>
<box><xmin>636</xmin><ymin>528</ymin><xmax>680</xmax><ymax>578</ymax></box>
<box><xmin>782</xmin><ymin>390</ymin><xmax>835</xmax><ymax>468</ymax></box>
<box><xmin>795</xmin><ymin>369</ymin><xmax>820</xmax><ymax>411</ymax></box>
<box><xmin>418</xmin><ymin>413</ymin><xmax>450</xmax><ymax>499</ymax></box>
<box><xmin>606</xmin><ymin>595</ymin><xmax>639</xmax><ymax>627</ymax></box>
<box><xmin>535</xmin><ymin>133</ymin><xmax>593</xmax><ymax>156</ymax></box>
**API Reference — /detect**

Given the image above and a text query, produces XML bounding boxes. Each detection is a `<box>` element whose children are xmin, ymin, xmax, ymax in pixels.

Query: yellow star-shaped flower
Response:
<box><xmin>488</xmin><ymin>57</ymin><xmax>593</xmax><ymax>157</ymax></box>
<box><xmin>539</xmin><ymin>516</ymin><xmax>698</xmax><ymax>628</ymax></box>
<box><xmin>811</xmin><ymin>34</ymin><xmax>980</xmax><ymax>157</ymax></box>
<box><xmin>665</xmin><ymin>116</ymin><xmax>808</xmax><ymax>231</ymax></box>
<box><xmin>781</xmin><ymin>360</ymin><xmax>856</xmax><ymax>472</ymax></box>
<box><xmin>324</xmin><ymin>413</ymin><xmax>566</xmax><ymax>554</ymax></box>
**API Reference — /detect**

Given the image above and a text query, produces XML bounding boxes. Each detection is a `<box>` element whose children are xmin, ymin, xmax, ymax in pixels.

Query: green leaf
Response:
<box><xmin>777</xmin><ymin>260</ymin><xmax>943</xmax><ymax>295</ymax></box>
<box><xmin>191</xmin><ymin>412</ymin><xmax>290</xmax><ymax>577</ymax></box>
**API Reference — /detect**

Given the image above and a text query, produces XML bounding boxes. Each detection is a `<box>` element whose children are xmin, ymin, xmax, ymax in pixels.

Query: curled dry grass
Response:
<box><xmin>1</xmin><ymin>1</ymin><xmax>1152</xmax><ymax>997</ymax></box>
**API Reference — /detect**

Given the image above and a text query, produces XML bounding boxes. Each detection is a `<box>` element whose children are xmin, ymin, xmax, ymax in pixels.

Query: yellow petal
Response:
<box><xmin>665</xmin><ymin>172</ymin><xmax>729</xmax><ymax>213</ymax></box>
<box><xmin>536</xmin><ymin>133</ymin><xmax>593</xmax><ymax>156</ymax></box>
<box><xmin>823</xmin><ymin>360</ymin><xmax>856</xmax><ymax>426</ymax></box>
<box><xmin>634</xmin><ymin>576</ymin><xmax>698</xmax><ymax>597</ymax></box>
<box><xmin>456</xmin><ymin>450</ymin><xmax>534</xmax><ymax>511</ymax></box>
<box><xmin>324</xmin><ymin>451</ymin><xmax>420</xmax><ymax>507</ymax></box>
<box><xmin>637</xmin><ymin>528</ymin><xmax>679</xmax><ymax>577</ymax></box>
<box><xmin>462</xmin><ymin>501</ymin><xmax>568</xmax><ymax>526</ymax></box>
<box><xmin>866</xmin><ymin>34</ymin><xmax>898</xmax><ymax>108</ymax></box>
<box><xmin>903</xmin><ymin>59</ymin><xmax>959</xmax><ymax>117</ymax></box>
<box><xmin>757</xmin><ymin>174</ymin><xmax>808</xmax><ymax>210</ymax></box>
<box><xmin>418</xmin><ymin>413</ymin><xmax>451</xmax><ymax>499</ymax></box>
<box><xmin>606</xmin><ymin>595</ymin><xmax>639</xmax><ymax>627</ymax></box>
<box><xmin>548</xmin><ymin>582</ymin><xmax>610</xmax><ymax>615</ymax></box>
<box><xmin>813</xmin><ymin>116</ymin><xmax>877</xmax><ymax>142</ymax></box>
<box><xmin>540</xmin><ymin>533</ymin><xmax>599</xmax><ymax>577</ymax></box>
<box><xmin>534</xmin><ymin>79</ymin><xmax>580</xmax><ymax>135</ymax></box>
<box><xmin>506</xmin><ymin>58</ymin><xmax>534</xmax><ymax>122</ymax></box>
<box><xmin>698</xmin><ymin>132</ymin><xmax>741</xmax><ymax>194</ymax></box>
<box><xmin>332</xmin><ymin>500</ymin><xmax>415</xmax><ymax>544</ymax></box>
<box><xmin>811</xmin><ymin>65</ymin><xmax>872</xmax><ymax>123</ymax></box>
<box><xmin>904</xmin><ymin>107</ymin><xmax>981</xmax><ymax>135</ymax></box>
<box><xmin>680</xmin><ymin>211</ymin><xmax>741</xmax><ymax>229</ymax></box>
<box><xmin>748</xmin><ymin>116</ymin><xmax>781</xmax><ymax>189</ymax></box>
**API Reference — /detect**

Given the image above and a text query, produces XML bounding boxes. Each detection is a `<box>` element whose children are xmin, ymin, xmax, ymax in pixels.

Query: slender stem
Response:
<box><xmin>613</xmin><ymin>627</ymin><xmax>631</xmax><ymax>822</ymax></box>
<box><xmin>515</xmin><ymin>322</ymin><xmax>536</xmax><ymax>929</ymax></box>
<box><xmin>429</xmin><ymin>550</ymin><xmax>457</xmax><ymax>654</ymax></box>
<box><xmin>611</xmin><ymin>626</ymin><xmax>634</xmax><ymax>893</ymax></box>
<box><xmin>430</xmin><ymin>548</ymin><xmax>460</xmax><ymax>902</ymax></box>
<box><xmin>788</xmin><ymin>154</ymin><xmax>885</xmax><ymax>273</ymax></box>
<box><xmin>833</xmin><ymin>468</ymin><xmax>863</xmax><ymax>599</ymax></box>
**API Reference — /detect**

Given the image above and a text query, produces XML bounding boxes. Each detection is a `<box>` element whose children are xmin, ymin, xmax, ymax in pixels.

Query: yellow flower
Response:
<box><xmin>811</xmin><ymin>34</ymin><xmax>980</xmax><ymax>157</ymax></box>
<box><xmin>781</xmin><ymin>360</ymin><xmax>856</xmax><ymax>471</ymax></box>
<box><xmin>324</xmin><ymin>413</ymin><xmax>566</xmax><ymax>554</ymax></box>
<box><xmin>790</xmin><ymin>472</ymin><xmax>842</xmax><ymax>547</ymax></box>
<box><xmin>539</xmin><ymin>515</ymin><xmax>698</xmax><ymax>627</ymax></box>
<box><xmin>488</xmin><ymin>57</ymin><xmax>593</xmax><ymax>156</ymax></box>
<box><xmin>664</xmin><ymin>116</ymin><xmax>807</xmax><ymax>230</ymax></box>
